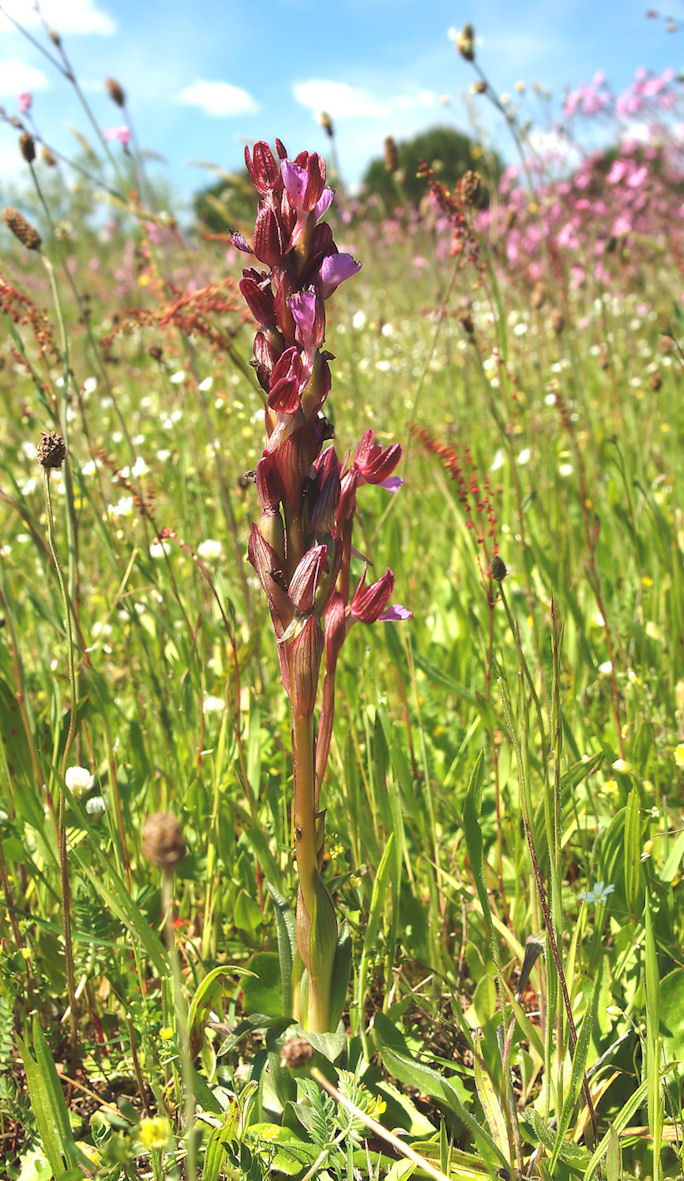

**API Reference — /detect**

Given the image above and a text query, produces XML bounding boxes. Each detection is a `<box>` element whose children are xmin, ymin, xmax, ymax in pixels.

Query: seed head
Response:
<box><xmin>37</xmin><ymin>431</ymin><xmax>67</xmax><ymax>470</ymax></box>
<box><xmin>105</xmin><ymin>76</ymin><xmax>126</xmax><ymax>108</ymax></box>
<box><xmin>530</xmin><ymin>281</ymin><xmax>547</xmax><ymax>310</ymax></box>
<box><xmin>490</xmin><ymin>554</ymin><xmax>507</xmax><ymax>582</ymax></box>
<box><xmin>19</xmin><ymin>132</ymin><xmax>35</xmax><ymax>163</ymax></box>
<box><xmin>48</xmin><ymin>28</ymin><xmax>61</xmax><ymax>45</ymax></box>
<box><xmin>2</xmin><ymin>206</ymin><xmax>41</xmax><ymax>251</ymax></box>
<box><xmin>319</xmin><ymin>111</ymin><xmax>334</xmax><ymax>139</ymax></box>
<box><xmin>549</xmin><ymin>309</ymin><xmax>565</xmax><ymax>336</ymax></box>
<box><xmin>41</xmin><ymin>145</ymin><xmax>57</xmax><ymax>167</ymax></box>
<box><xmin>280</xmin><ymin>1037</ymin><xmax>314</xmax><ymax>1070</ymax></box>
<box><xmin>455</xmin><ymin>23</ymin><xmax>476</xmax><ymax>62</ymax></box>
<box><xmin>384</xmin><ymin>135</ymin><xmax>399</xmax><ymax>174</ymax></box>
<box><xmin>142</xmin><ymin>812</ymin><xmax>186</xmax><ymax>869</ymax></box>
<box><xmin>460</xmin><ymin>169</ymin><xmax>484</xmax><ymax>208</ymax></box>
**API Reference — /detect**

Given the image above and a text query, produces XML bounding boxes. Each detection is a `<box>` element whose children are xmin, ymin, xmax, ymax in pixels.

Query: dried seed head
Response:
<box><xmin>148</xmin><ymin>344</ymin><xmax>163</xmax><ymax>361</ymax></box>
<box><xmin>19</xmin><ymin>132</ymin><xmax>35</xmax><ymax>163</ymax></box>
<box><xmin>471</xmin><ymin>80</ymin><xmax>487</xmax><ymax>95</ymax></box>
<box><xmin>384</xmin><ymin>135</ymin><xmax>399</xmax><ymax>173</ymax></box>
<box><xmin>460</xmin><ymin>169</ymin><xmax>484</xmax><ymax>208</ymax></box>
<box><xmin>459</xmin><ymin>311</ymin><xmax>475</xmax><ymax>338</ymax></box>
<box><xmin>37</xmin><ymin>430</ymin><xmax>67</xmax><ymax>470</ymax></box>
<box><xmin>530</xmin><ymin>281</ymin><xmax>547</xmax><ymax>310</ymax></box>
<box><xmin>280</xmin><ymin>1037</ymin><xmax>314</xmax><ymax>1070</ymax></box>
<box><xmin>502</xmin><ymin>208</ymin><xmax>517</xmax><ymax>234</ymax></box>
<box><xmin>490</xmin><ymin>554</ymin><xmax>507</xmax><ymax>582</ymax></box>
<box><xmin>105</xmin><ymin>76</ymin><xmax>126</xmax><ymax>108</ymax></box>
<box><xmin>549</xmin><ymin>309</ymin><xmax>565</xmax><ymax>336</ymax></box>
<box><xmin>48</xmin><ymin>28</ymin><xmax>61</xmax><ymax>45</ymax></box>
<box><xmin>142</xmin><ymin>812</ymin><xmax>186</xmax><ymax>869</ymax></box>
<box><xmin>320</xmin><ymin>110</ymin><xmax>334</xmax><ymax>139</ymax></box>
<box><xmin>649</xmin><ymin>371</ymin><xmax>662</xmax><ymax>391</ymax></box>
<box><xmin>455</xmin><ymin>22</ymin><xmax>475</xmax><ymax>62</ymax></box>
<box><xmin>2</xmin><ymin>206</ymin><xmax>41</xmax><ymax>251</ymax></box>
<box><xmin>40</xmin><ymin>145</ymin><xmax>57</xmax><ymax>167</ymax></box>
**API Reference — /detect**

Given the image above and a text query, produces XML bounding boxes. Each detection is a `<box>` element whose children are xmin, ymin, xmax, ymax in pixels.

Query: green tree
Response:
<box><xmin>361</xmin><ymin>125</ymin><xmax>502</xmax><ymax>209</ymax></box>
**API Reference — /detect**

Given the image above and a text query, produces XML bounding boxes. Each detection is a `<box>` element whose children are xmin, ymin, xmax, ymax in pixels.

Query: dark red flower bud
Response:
<box><xmin>289</xmin><ymin>613</ymin><xmax>324</xmax><ymax>718</ymax></box>
<box><xmin>248</xmin><ymin>523</ymin><xmax>291</xmax><ymax>622</ymax></box>
<box><xmin>245</xmin><ymin>141</ymin><xmax>281</xmax><ymax>195</ymax></box>
<box><xmin>272</xmin><ymin>418</ymin><xmax>324</xmax><ymax>512</ymax></box>
<box><xmin>288</xmin><ymin>544</ymin><xmax>328</xmax><ymax>612</ymax></box>
<box><xmin>323</xmin><ymin>590</ymin><xmax>347</xmax><ymax>667</ymax></box>
<box><xmin>350</xmin><ymin>568</ymin><xmax>395</xmax><ymax>624</ymax></box>
<box><xmin>252</xmin><ymin>331</ymin><xmax>281</xmax><ymax>390</ymax></box>
<box><xmin>254</xmin><ymin>203</ymin><xmax>287</xmax><ymax>265</ymax></box>
<box><xmin>240</xmin><ymin>269</ymin><xmax>275</xmax><ymax>326</ymax></box>
<box><xmin>354</xmin><ymin>430</ymin><xmax>402</xmax><ymax>484</ymax></box>
<box><xmin>255</xmin><ymin>453</ymin><xmax>284</xmax><ymax>511</ymax></box>
<box><xmin>268</xmin><ymin>346</ymin><xmax>304</xmax><ymax>414</ymax></box>
<box><xmin>309</xmin><ymin>447</ymin><xmax>340</xmax><ymax>533</ymax></box>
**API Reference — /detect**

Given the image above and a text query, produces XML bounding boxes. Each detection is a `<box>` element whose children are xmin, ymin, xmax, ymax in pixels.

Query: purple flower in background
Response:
<box><xmin>18</xmin><ymin>92</ymin><xmax>32</xmax><ymax>115</ymax></box>
<box><xmin>103</xmin><ymin>125</ymin><xmax>131</xmax><ymax>149</ymax></box>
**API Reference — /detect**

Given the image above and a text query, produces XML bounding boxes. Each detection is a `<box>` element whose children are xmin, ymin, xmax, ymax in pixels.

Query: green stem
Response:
<box><xmin>42</xmin><ymin>468</ymin><xmax>79</xmax><ymax>1045</ymax></box>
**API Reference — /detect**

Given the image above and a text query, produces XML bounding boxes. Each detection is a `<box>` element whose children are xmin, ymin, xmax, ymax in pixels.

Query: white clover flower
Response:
<box><xmin>20</xmin><ymin>478</ymin><xmax>38</xmax><ymax>497</ymax></box>
<box><xmin>169</xmin><ymin>369</ymin><xmax>186</xmax><ymax>384</ymax></box>
<box><xmin>198</xmin><ymin>376</ymin><xmax>213</xmax><ymax>391</ymax></box>
<box><xmin>558</xmin><ymin>463</ymin><xmax>573</xmax><ymax>477</ymax></box>
<box><xmin>380</xmin><ymin>322</ymin><xmax>395</xmax><ymax>337</ymax></box>
<box><xmin>149</xmin><ymin>541</ymin><xmax>170</xmax><ymax>559</ymax></box>
<box><xmin>598</xmin><ymin>660</ymin><xmax>613</xmax><ymax>675</ymax></box>
<box><xmin>517</xmin><ymin>448</ymin><xmax>531</xmax><ymax>465</ymax></box>
<box><xmin>202</xmin><ymin>694</ymin><xmax>225</xmax><ymax>716</ymax></box>
<box><xmin>81</xmin><ymin>459</ymin><xmax>97</xmax><ymax>476</ymax></box>
<box><xmin>197</xmin><ymin>538</ymin><xmax>224</xmax><ymax>562</ymax></box>
<box><xmin>131</xmin><ymin>456</ymin><xmax>149</xmax><ymax>478</ymax></box>
<box><xmin>109</xmin><ymin>496</ymin><xmax>134</xmax><ymax>517</ymax></box>
<box><xmin>85</xmin><ymin>795</ymin><xmax>106</xmax><ymax>816</ymax></box>
<box><xmin>82</xmin><ymin>376</ymin><xmax>98</xmax><ymax>395</ymax></box>
<box><xmin>490</xmin><ymin>449</ymin><xmax>505</xmax><ymax>472</ymax></box>
<box><xmin>65</xmin><ymin>765</ymin><xmax>94</xmax><ymax>796</ymax></box>
<box><xmin>612</xmin><ymin>758</ymin><xmax>633</xmax><ymax>774</ymax></box>
<box><xmin>156</xmin><ymin>448</ymin><xmax>172</xmax><ymax>462</ymax></box>
<box><xmin>352</xmin><ymin>310</ymin><xmax>366</xmax><ymax>329</ymax></box>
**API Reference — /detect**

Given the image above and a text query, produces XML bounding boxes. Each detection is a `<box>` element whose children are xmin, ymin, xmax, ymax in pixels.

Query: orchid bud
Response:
<box><xmin>350</xmin><ymin>568</ymin><xmax>395</xmax><ymax>624</ymax></box>
<box><xmin>288</xmin><ymin>544</ymin><xmax>328</xmax><ymax>612</ymax></box>
<box><xmin>289</xmin><ymin>614</ymin><xmax>324</xmax><ymax>718</ymax></box>
<box><xmin>245</xmin><ymin>141</ymin><xmax>281</xmax><ymax>195</ymax></box>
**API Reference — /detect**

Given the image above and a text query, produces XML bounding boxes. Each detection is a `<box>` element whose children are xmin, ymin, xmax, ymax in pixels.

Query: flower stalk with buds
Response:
<box><xmin>236</xmin><ymin>140</ymin><xmax>409</xmax><ymax>1032</ymax></box>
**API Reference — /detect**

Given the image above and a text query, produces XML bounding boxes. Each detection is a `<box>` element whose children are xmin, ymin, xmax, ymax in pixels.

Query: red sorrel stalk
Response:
<box><xmin>237</xmin><ymin>140</ymin><xmax>408</xmax><ymax>1032</ymax></box>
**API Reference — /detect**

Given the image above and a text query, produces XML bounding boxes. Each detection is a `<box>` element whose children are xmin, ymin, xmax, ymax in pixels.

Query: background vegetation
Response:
<box><xmin>0</xmin><ymin>32</ymin><xmax>682</xmax><ymax>1181</ymax></box>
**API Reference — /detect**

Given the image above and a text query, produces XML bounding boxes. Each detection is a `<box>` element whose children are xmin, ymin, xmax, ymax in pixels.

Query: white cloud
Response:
<box><xmin>294</xmin><ymin>79</ymin><xmax>439</xmax><ymax>121</ymax></box>
<box><xmin>176</xmin><ymin>80</ymin><xmax>259</xmax><ymax>117</ymax></box>
<box><xmin>293</xmin><ymin>79</ymin><xmax>388</xmax><ymax>120</ymax></box>
<box><xmin>0</xmin><ymin>0</ymin><xmax>115</xmax><ymax>35</ymax></box>
<box><xmin>0</xmin><ymin>58</ymin><xmax>48</xmax><ymax>95</ymax></box>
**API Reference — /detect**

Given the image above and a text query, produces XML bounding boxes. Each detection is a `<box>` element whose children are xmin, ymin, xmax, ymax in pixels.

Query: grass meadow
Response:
<box><xmin>0</xmin><ymin>28</ymin><xmax>682</xmax><ymax>1181</ymax></box>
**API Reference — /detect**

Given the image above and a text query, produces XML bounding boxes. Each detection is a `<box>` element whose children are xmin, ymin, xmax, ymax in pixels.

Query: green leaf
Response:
<box><xmin>241</xmin><ymin>952</ymin><xmax>284</xmax><ymax>1018</ymax></box>
<box><xmin>548</xmin><ymin>986</ymin><xmax>595</xmax><ymax>1173</ymax></box>
<box><xmin>267</xmin><ymin>881</ymin><xmax>296</xmax><ymax>1017</ymax></box>
<box><xmin>372</xmin><ymin>1012</ymin><xmax>508</xmax><ymax>1170</ymax></box>
<box><xmin>17</xmin><ymin>1017</ymin><xmax>94</xmax><ymax>1176</ymax></box>
<box><xmin>234</xmin><ymin>888</ymin><xmax>264</xmax><ymax>934</ymax></box>
<box><xmin>623</xmin><ymin>785</ymin><xmax>642</xmax><ymax>913</ymax></box>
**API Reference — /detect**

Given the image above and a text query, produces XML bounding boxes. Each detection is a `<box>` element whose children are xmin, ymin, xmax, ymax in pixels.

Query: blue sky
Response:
<box><xmin>0</xmin><ymin>0</ymin><xmax>681</xmax><ymax>210</ymax></box>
